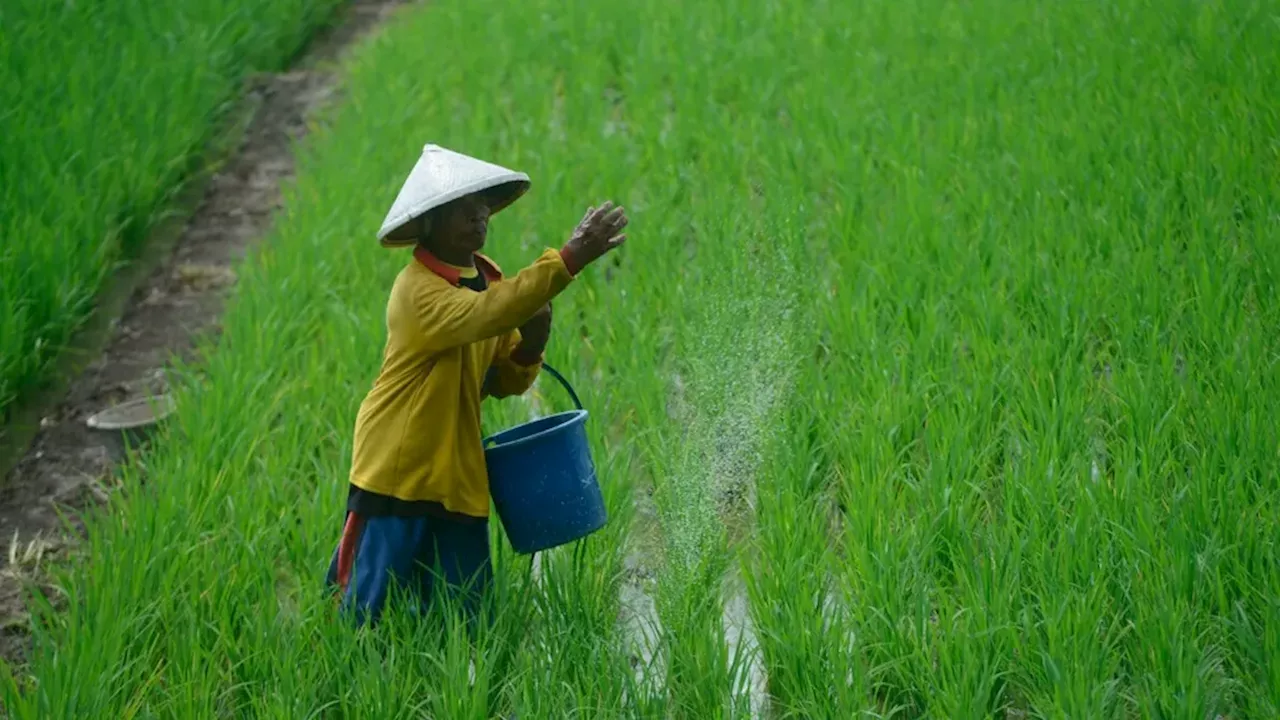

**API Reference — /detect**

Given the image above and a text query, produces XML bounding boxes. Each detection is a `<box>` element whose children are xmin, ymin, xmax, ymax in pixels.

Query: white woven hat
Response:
<box><xmin>377</xmin><ymin>144</ymin><xmax>531</xmax><ymax>247</ymax></box>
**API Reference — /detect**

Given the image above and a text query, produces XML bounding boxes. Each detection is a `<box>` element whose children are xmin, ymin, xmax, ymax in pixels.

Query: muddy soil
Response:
<box><xmin>0</xmin><ymin>0</ymin><xmax>410</xmax><ymax>667</ymax></box>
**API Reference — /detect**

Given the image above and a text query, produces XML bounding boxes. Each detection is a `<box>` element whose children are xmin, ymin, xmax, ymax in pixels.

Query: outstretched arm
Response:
<box><xmin>417</xmin><ymin>200</ymin><xmax>627</xmax><ymax>360</ymax></box>
<box><xmin>412</xmin><ymin>250</ymin><xmax>570</xmax><ymax>355</ymax></box>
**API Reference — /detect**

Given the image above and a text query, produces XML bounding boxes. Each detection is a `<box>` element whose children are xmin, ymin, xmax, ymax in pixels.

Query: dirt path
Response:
<box><xmin>0</xmin><ymin>0</ymin><xmax>410</xmax><ymax>666</ymax></box>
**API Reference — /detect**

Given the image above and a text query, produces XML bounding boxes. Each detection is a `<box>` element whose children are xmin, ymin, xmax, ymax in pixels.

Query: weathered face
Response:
<box><xmin>425</xmin><ymin>192</ymin><xmax>491</xmax><ymax>257</ymax></box>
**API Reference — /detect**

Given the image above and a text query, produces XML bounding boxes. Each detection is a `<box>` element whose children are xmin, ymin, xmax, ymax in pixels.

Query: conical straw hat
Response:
<box><xmin>377</xmin><ymin>144</ymin><xmax>531</xmax><ymax>247</ymax></box>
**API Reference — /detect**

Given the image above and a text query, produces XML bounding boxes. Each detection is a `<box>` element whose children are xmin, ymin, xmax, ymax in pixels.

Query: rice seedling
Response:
<box><xmin>806</xmin><ymin>1</ymin><xmax>1279</xmax><ymax>717</ymax></box>
<box><xmin>3</xmin><ymin>0</ymin><xmax>1278</xmax><ymax>716</ymax></box>
<box><xmin>0</xmin><ymin>0</ymin><xmax>345</xmax><ymax>418</ymax></box>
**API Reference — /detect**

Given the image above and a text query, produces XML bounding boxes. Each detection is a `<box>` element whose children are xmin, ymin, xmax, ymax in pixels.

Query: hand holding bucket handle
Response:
<box><xmin>511</xmin><ymin>304</ymin><xmax>552</xmax><ymax>366</ymax></box>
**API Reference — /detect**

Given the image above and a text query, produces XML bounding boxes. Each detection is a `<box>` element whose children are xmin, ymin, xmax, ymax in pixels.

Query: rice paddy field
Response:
<box><xmin>0</xmin><ymin>0</ymin><xmax>343</xmax><ymax>416</ymax></box>
<box><xmin>4</xmin><ymin>0</ymin><xmax>1279</xmax><ymax>717</ymax></box>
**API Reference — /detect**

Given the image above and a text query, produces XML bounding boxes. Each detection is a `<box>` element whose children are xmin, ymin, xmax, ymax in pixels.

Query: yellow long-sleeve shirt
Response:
<box><xmin>348</xmin><ymin>246</ymin><xmax>575</xmax><ymax>518</ymax></box>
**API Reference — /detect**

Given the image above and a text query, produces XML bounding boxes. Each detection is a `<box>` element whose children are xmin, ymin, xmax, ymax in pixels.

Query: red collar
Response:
<box><xmin>413</xmin><ymin>246</ymin><xmax>503</xmax><ymax>286</ymax></box>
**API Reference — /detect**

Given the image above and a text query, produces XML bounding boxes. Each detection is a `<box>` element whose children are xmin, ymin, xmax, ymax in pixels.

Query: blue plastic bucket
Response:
<box><xmin>484</xmin><ymin>364</ymin><xmax>607</xmax><ymax>555</ymax></box>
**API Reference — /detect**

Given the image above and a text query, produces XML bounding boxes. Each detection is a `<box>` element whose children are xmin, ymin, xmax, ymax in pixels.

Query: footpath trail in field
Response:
<box><xmin>0</xmin><ymin>0</ymin><xmax>409</xmax><ymax>664</ymax></box>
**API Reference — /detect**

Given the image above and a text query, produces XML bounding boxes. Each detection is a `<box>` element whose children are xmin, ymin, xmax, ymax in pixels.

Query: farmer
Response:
<box><xmin>325</xmin><ymin>144</ymin><xmax>628</xmax><ymax>625</ymax></box>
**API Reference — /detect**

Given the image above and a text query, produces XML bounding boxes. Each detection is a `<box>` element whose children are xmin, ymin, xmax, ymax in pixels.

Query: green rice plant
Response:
<box><xmin>502</xmin><ymin>443</ymin><xmax>649</xmax><ymax>717</ymax></box>
<box><xmin>0</xmin><ymin>0</ymin><xmax>346</xmax><ymax>418</ymax></box>
<box><xmin>743</xmin><ymin>392</ymin><xmax>873</xmax><ymax>717</ymax></box>
<box><xmin>809</xmin><ymin>0</ymin><xmax>1280</xmax><ymax>717</ymax></box>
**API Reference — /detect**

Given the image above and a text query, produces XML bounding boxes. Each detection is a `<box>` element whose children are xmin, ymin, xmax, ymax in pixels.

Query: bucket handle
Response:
<box><xmin>539</xmin><ymin>362</ymin><xmax>584</xmax><ymax>411</ymax></box>
<box><xmin>482</xmin><ymin>362</ymin><xmax>583</xmax><ymax>451</ymax></box>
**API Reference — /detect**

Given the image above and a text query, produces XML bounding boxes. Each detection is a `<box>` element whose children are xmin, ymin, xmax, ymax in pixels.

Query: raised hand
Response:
<box><xmin>561</xmin><ymin>201</ymin><xmax>628</xmax><ymax>275</ymax></box>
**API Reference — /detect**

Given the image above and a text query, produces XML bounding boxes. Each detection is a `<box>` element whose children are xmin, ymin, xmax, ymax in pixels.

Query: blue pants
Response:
<box><xmin>325</xmin><ymin>511</ymin><xmax>492</xmax><ymax>626</ymax></box>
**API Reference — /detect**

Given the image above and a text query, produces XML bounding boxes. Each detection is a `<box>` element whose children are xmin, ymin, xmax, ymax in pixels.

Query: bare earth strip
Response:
<box><xmin>0</xmin><ymin>0</ymin><xmax>411</xmax><ymax>666</ymax></box>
